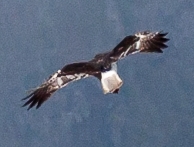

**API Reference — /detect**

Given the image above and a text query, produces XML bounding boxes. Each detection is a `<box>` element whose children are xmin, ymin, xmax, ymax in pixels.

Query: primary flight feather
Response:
<box><xmin>22</xmin><ymin>31</ymin><xmax>169</xmax><ymax>110</ymax></box>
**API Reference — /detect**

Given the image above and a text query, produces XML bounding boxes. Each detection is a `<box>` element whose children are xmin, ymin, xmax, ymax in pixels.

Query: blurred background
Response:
<box><xmin>1</xmin><ymin>0</ymin><xmax>194</xmax><ymax>146</ymax></box>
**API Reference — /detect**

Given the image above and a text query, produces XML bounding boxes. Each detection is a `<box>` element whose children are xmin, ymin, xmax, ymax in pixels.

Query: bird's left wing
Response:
<box><xmin>22</xmin><ymin>62</ymin><xmax>99</xmax><ymax>110</ymax></box>
<box><xmin>109</xmin><ymin>31</ymin><xmax>169</xmax><ymax>61</ymax></box>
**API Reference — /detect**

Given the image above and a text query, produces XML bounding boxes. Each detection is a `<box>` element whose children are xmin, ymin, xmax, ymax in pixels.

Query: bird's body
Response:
<box><xmin>22</xmin><ymin>31</ymin><xmax>169</xmax><ymax>110</ymax></box>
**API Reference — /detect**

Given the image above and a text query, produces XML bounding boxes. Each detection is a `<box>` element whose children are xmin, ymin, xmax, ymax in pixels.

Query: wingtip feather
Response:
<box><xmin>22</xmin><ymin>85</ymin><xmax>56</xmax><ymax>110</ymax></box>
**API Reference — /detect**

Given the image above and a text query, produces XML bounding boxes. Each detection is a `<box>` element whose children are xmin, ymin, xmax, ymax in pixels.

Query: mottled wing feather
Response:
<box><xmin>135</xmin><ymin>31</ymin><xmax>169</xmax><ymax>53</ymax></box>
<box><xmin>110</xmin><ymin>31</ymin><xmax>169</xmax><ymax>61</ymax></box>
<box><xmin>22</xmin><ymin>62</ymin><xmax>100</xmax><ymax>110</ymax></box>
<box><xmin>109</xmin><ymin>35</ymin><xmax>139</xmax><ymax>61</ymax></box>
<box><xmin>22</xmin><ymin>85</ymin><xmax>55</xmax><ymax>110</ymax></box>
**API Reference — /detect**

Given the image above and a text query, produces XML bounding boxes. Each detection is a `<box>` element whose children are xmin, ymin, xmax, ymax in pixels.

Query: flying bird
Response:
<box><xmin>22</xmin><ymin>31</ymin><xmax>169</xmax><ymax>110</ymax></box>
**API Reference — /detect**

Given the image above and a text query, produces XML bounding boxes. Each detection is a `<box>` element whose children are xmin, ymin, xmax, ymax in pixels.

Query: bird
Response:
<box><xmin>22</xmin><ymin>31</ymin><xmax>169</xmax><ymax>110</ymax></box>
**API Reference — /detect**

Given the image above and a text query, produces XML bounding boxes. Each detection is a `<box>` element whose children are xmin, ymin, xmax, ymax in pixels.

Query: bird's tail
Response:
<box><xmin>101</xmin><ymin>70</ymin><xmax>123</xmax><ymax>94</ymax></box>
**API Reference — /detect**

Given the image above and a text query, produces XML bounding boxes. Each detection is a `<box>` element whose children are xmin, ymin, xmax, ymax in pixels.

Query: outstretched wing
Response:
<box><xmin>22</xmin><ymin>62</ymin><xmax>100</xmax><ymax>110</ymax></box>
<box><xmin>110</xmin><ymin>31</ymin><xmax>169</xmax><ymax>61</ymax></box>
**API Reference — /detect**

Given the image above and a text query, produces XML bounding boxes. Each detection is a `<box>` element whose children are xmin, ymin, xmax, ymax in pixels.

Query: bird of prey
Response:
<box><xmin>22</xmin><ymin>31</ymin><xmax>169</xmax><ymax>110</ymax></box>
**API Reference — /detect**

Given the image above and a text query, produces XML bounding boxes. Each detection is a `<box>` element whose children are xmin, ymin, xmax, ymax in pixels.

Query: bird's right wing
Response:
<box><xmin>109</xmin><ymin>31</ymin><xmax>169</xmax><ymax>62</ymax></box>
<box><xmin>22</xmin><ymin>62</ymin><xmax>100</xmax><ymax>110</ymax></box>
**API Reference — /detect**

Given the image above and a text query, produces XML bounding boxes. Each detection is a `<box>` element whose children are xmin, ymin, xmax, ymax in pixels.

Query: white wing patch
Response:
<box><xmin>118</xmin><ymin>45</ymin><xmax>134</xmax><ymax>59</ymax></box>
<box><xmin>135</xmin><ymin>40</ymin><xmax>141</xmax><ymax>49</ymax></box>
<box><xmin>46</xmin><ymin>70</ymin><xmax>89</xmax><ymax>89</ymax></box>
<box><xmin>66</xmin><ymin>73</ymin><xmax>89</xmax><ymax>81</ymax></box>
<box><xmin>135</xmin><ymin>31</ymin><xmax>159</xmax><ymax>39</ymax></box>
<box><xmin>47</xmin><ymin>70</ymin><xmax>61</xmax><ymax>83</ymax></box>
<box><xmin>59</xmin><ymin>73</ymin><xmax>89</xmax><ymax>88</ymax></box>
<box><xmin>134</xmin><ymin>31</ymin><xmax>159</xmax><ymax>50</ymax></box>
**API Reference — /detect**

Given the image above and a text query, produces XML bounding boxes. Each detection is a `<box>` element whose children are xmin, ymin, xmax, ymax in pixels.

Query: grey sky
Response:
<box><xmin>1</xmin><ymin>0</ymin><xmax>194</xmax><ymax>147</ymax></box>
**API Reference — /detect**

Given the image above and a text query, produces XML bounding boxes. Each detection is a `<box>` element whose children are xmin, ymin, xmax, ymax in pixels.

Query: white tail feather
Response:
<box><xmin>101</xmin><ymin>70</ymin><xmax>123</xmax><ymax>94</ymax></box>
